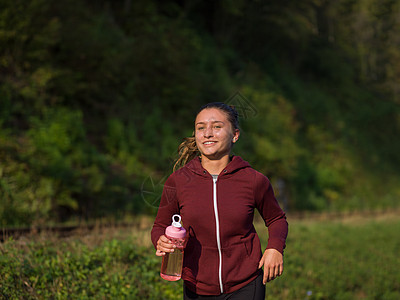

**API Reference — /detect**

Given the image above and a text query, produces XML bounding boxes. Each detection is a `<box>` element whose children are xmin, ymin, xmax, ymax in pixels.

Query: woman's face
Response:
<box><xmin>195</xmin><ymin>108</ymin><xmax>239</xmax><ymax>160</ymax></box>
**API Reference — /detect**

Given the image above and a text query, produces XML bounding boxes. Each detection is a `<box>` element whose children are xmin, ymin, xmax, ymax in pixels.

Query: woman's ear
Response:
<box><xmin>232</xmin><ymin>129</ymin><xmax>240</xmax><ymax>143</ymax></box>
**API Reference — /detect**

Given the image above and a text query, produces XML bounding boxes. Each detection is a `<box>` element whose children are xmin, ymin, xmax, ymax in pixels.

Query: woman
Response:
<box><xmin>151</xmin><ymin>102</ymin><xmax>288</xmax><ymax>299</ymax></box>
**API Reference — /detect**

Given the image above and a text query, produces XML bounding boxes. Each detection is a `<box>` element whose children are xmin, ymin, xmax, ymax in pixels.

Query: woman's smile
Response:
<box><xmin>203</xmin><ymin>141</ymin><xmax>218</xmax><ymax>146</ymax></box>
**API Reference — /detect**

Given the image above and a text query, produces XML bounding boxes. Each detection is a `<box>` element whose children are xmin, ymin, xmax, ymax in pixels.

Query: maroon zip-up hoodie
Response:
<box><xmin>151</xmin><ymin>156</ymin><xmax>288</xmax><ymax>295</ymax></box>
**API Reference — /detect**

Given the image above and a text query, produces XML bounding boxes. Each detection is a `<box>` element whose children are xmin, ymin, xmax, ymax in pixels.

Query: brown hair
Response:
<box><xmin>173</xmin><ymin>102</ymin><xmax>239</xmax><ymax>172</ymax></box>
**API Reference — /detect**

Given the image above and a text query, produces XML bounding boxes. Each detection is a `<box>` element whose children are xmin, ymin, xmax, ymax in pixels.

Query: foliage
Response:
<box><xmin>1</xmin><ymin>215</ymin><xmax>399</xmax><ymax>299</ymax></box>
<box><xmin>261</xmin><ymin>214</ymin><xmax>400</xmax><ymax>300</ymax></box>
<box><xmin>0</xmin><ymin>0</ymin><xmax>400</xmax><ymax>225</ymax></box>
<box><xmin>0</xmin><ymin>233</ymin><xmax>181</xmax><ymax>299</ymax></box>
<box><xmin>268</xmin><ymin>215</ymin><xmax>400</xmax><ymax>300</ymax></box>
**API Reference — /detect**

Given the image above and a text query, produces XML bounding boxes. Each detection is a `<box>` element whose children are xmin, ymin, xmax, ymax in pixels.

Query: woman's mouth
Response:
<box><xmin>203</xmin><ymin>141</ymin><xmax>217</xmax><ymax>146</ymax></box>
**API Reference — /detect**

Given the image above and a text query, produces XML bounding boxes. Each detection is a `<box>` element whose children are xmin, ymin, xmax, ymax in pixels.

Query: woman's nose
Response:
<box><xmin>204</xmin><ymin>126</ymin><xmax>213</xmax><ymax>137</ymax></box>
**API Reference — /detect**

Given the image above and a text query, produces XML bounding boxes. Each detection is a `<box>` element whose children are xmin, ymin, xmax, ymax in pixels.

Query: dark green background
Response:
<box><xmin>1</xmin><ymin>0</ymin><xmax>399</xmax><ymax>226</ymax></box>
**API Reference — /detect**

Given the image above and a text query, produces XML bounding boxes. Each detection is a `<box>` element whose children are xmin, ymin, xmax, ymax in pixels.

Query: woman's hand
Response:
<box><xmin>258</xmin><ymin>248</ymin><xmax>284</xmax><ymax>284</ymax></box>
<box><xmin>155</xmin><ymin>235</ymin><xmax>176</xmax><ymax>256</ymax></box>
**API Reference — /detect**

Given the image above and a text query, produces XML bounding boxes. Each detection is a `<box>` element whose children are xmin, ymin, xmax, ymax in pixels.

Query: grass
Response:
<box><xmin>260</xmin><ymin>212</ymin><xmax>400</xmax><ymax>300</ymax></box>
<box><xmin>1</xmin><ymin>212</ymin><xmax>399</xmax><ymax>299</ymax></box>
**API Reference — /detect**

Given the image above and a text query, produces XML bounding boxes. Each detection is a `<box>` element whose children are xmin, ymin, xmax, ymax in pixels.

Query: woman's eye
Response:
<box><xmin>214</xmin><ymin>126</ymin><xmax>221</xmax><ymax>129</ymax></box>
<box><xmin>197</xmin><ymin>127</ymin><xmax>204</xmax><ymax>130</ymax></box>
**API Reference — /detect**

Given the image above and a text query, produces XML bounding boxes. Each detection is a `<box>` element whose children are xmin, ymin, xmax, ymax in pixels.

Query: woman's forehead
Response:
<box><xmin>195</xmin><ymin>108</ymin><xmax>228</xmax><ymax>123</ymax></box>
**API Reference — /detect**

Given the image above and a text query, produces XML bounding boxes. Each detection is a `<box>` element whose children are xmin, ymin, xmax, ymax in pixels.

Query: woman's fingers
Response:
<box><xmin>156</xmin><ymin>235</ymin><xmax>176</xmax><ymax>256</ymax></box>
<box><xmin>268</xmin><ymin>264</ymin><xmax>282</xmax><ymax>281</ymax></box>
<box><xmin>269</xmin><ymin>266</ymin><xmax>275</xmax><ymax>282</ymax></box>
<box><xmin>267</xmin><ymin>263</ymin><xmax>283</xmax><ymax>282</ymax></box>
<box><xmin>277</xmin><ymin>262</ymin><xmax>283</xmax><ymax>276</ymax></box>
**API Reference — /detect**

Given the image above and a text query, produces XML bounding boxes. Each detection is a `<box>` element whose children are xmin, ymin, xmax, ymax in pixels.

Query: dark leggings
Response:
<box><xmin>183</xmin><ymin>273</ymin><xmax>265</xmax><ymax>300</ymax></box>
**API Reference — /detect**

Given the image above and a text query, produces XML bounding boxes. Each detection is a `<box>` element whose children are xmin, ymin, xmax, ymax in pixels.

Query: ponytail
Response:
<box><xmin>173</xmin><ymin>132</ymin><xmax>200</xmax><ymax>172</ymax></box>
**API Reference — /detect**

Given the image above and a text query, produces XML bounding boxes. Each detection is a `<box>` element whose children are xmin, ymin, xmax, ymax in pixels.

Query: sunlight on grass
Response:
<box><xmin>1</xmin><ymin>213</ymin><xmax>399</xmax><ymax>299</ymax></box>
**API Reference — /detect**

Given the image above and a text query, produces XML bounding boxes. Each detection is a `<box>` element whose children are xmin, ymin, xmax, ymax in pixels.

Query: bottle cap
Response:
<box><xmin>165</xmin><ymin>214</ymin><xmax>186</xmax><ymax>239</ymax></box>
<box><xmin>172</xmin><ymin>214</ymin><xmax>182</xmax><ymax>228</ymax></box>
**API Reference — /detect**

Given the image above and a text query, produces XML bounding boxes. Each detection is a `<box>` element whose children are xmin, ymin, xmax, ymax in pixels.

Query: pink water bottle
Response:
<box><xmin>160</xmin><ymin>214</ymin><xmax>187</xmax><ymax>281</ymax></box>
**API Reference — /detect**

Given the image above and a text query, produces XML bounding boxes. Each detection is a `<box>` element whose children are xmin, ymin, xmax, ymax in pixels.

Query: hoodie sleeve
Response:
<box><xmin>254</xmin><ymin>172</ymin><xmax>288</xmax><ymax>254</ymax></box>
<box><xmin>150</xmin><ymin>174</ymin><xmax>180</xmax><ymax>249</ymax></box>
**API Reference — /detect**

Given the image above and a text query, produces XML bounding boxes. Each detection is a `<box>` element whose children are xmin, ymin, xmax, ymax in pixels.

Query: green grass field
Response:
<box><xmin>1</xmin><ymin>213</ymin><xmax>399</xmax><ymax>299</ymax></box>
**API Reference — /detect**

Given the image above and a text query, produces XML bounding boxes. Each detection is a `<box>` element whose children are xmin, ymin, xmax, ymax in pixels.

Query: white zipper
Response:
<box><xmin>212</xmin><ymin>176</ymin><xmax>224</xmax><ymax>294</ymax></box>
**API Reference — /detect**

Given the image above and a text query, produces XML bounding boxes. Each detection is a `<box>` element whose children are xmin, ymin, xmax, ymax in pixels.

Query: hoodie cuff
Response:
<box><xmin>266</xmin><ymin>238</ymin><xmax>286</xmax><ymax>255</ymax></box>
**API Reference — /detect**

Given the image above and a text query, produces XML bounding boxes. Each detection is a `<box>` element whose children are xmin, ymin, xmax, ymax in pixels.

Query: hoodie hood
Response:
<box><xmin>184</xmin><ymin>155</ymin><xmax>251</xmax><ymax>177</ymax></box>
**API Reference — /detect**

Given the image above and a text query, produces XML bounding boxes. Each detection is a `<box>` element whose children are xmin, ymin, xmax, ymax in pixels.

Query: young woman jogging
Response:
<box><xmin>151</xmin><ymin>102</ymin><xmax>288</xmax><ymax>299</ymax></box>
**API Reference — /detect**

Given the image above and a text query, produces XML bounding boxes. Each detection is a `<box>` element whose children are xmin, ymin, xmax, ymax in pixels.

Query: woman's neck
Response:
<box><xmin>200</xmin><ymin>154</ymin><xmax>230</xmax><ymax>175</ymax></box>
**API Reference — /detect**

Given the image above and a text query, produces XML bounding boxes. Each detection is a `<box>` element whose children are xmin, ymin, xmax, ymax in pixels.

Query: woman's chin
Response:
<box><xmin>201</xmin><ymin>152</ymin><xmax>229</xmax><ymax>161</ymax></box>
